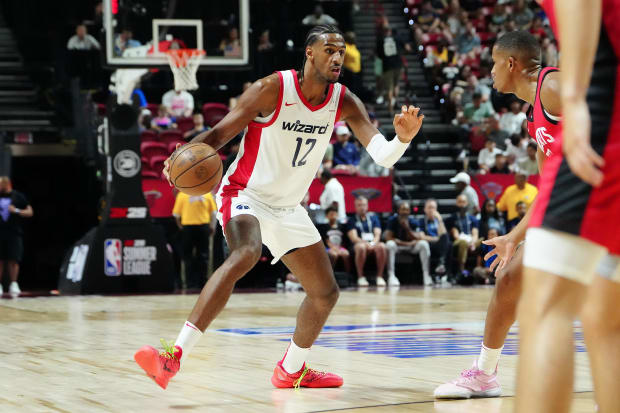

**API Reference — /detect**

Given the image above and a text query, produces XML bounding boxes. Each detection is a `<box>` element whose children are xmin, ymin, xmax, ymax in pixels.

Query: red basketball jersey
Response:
<box><xmin>526</xmin><ymin>67</ymin><xmax>562</xmax><ymax>158</ymax></box>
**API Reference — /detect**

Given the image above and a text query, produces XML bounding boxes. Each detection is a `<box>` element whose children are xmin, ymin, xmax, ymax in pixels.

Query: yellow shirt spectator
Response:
<box><xmin>172</xmin><ymin>192</ymin><xmax>217</xmax><ymax>226</ymax></box>
<box><xmin>344</xmin><ymin>42</ymin><xmax>361</xmax><ymax>74</ymax></box>
<box><xmin>497</xmin><ymin>182</ymin><xmax>538</xmax><ymax>221</ymax></box>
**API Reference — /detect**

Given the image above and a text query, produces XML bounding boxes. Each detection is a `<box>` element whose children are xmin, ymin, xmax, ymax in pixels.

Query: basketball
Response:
<box><xmin>169</xmin><ymin>143</ymin><xmax>222</xmax><ymax>196</ymax></box>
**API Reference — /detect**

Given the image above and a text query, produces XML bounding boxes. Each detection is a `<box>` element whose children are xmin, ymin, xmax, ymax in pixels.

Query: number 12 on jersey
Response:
<box><xmin>292</xmin><ymin>137</ymin><xmax>317</xmax><ymax>167</ymax></box>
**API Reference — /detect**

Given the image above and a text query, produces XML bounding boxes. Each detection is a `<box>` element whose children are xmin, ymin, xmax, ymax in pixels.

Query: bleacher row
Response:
<box><xmin>137</xmin><ymin>102</ymin><xmax>231</xmax><ymax>179</ymax></box>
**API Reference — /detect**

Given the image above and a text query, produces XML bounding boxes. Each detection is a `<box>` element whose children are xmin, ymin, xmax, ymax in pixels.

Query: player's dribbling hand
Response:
<box><xmin>163</xmin><ymin>143</ymin><xmax>183</xmax><ymax>187</ymax></box>
<box><xmin>393</xmin><ymin>105</ymin><xmax>424</xmax><ymax>143</ymax></box>
<box><xmin>562</xmin><ymin>99</ymin><xmax>605</xmax><ymax>187</ymax></box>
<box><xmin>482</xmin><ymin>233</ymin><xmax>516</xmax><ymax>272</ymax></box>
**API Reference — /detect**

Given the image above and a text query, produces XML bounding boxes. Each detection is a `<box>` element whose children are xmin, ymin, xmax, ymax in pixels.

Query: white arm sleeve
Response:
<box><xmin>365</xmin><ymin>134</ymin><xmax>410</xmax><ymax>168</ymax></box>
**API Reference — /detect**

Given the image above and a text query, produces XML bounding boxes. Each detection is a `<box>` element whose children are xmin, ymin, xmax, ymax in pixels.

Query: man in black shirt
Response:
<box><xmin>0</xmin><ymin>177</ymin><xmax>33</xmax><ymax>295</ymax></box>
<box><xmin>317</xmin><ymin>207</ymin><xmax>351</xmax><ymax>274</ymax></box>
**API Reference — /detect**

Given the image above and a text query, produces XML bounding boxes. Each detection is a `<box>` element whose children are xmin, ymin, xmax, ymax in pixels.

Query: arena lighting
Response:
<box><xmin>418</xmin><ymin>45</ymin><xmax>424</xmax><ymax>51</ymax></box>
<box><xmin>434</xmin><ymin>85</ymin><xmax>439</xmax><ymax>91</ymax></box>
<box><xmin>408</xmin><ymin>19</ymin><xmax>414</xmax><ymax>25</ymax></box>
<box><xmin>404</xmin><ymin>7</ymin><xmax>409</xmax><ymax>13</ymax></box>
<box><xmin>440</xmin><ymin>98</ymin><xmax>445</xmax><ymax>104</ymax></box>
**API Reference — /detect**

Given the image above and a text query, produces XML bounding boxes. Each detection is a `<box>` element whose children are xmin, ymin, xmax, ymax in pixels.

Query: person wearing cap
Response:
<box><xmin>333</xmin><ymin>124</ymin><xmax>360</xmax><ymax>174</ymax></box>
<box><xmin>450</xmin><ymin>172</ymin><xmax>480</xmax><ymax>216</ymax></box>
<box><xmin>496</xmin><ymin>169</ymin><xmax>538</xmax><ymax>221</ymax></box>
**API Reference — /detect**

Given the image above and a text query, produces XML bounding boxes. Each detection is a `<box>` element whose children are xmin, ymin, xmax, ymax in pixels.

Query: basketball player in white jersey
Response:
<box><xmin>134</xmin><ymin>25</ymin><xmax>424</xmax><ymax>389</ymax></box>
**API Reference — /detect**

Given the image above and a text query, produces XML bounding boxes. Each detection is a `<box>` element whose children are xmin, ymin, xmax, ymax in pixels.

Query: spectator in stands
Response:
<box><xmin>518</xmin><ymin>142</ymin><xmax>539</xmax><ymax>175</ymax></box>
<box><xmin>414</xmin><ymin>0</ymin><xmax>442</xmax><ymax>44</ymax></box>
<box><xmin>255</xmin><ymin>29</ymin><xmax>275</xmax><ymax>78</ymax></box>
<box><xmin>319</xmin><ymin>169</ymin><xmax>346</xmax><ymax>223</ymax></box>
<box><xmin>418</xmin><ymin>198</ymin><xmax>450</xmax><ymax>276</ymax></box>
<box><xmin>377</xmin><ymin>25</ymin><xmax>407</xmax><ymax>111</ymax></box>
<box><xmin>343</xmin><ymin>32</ymin><xmax>363</xmax><ymax>98</ymax></box>
<box><xmin>229</xmin><ymin>82</ymin><xmax>252</xmax><ymax>110</ymax></box>
<box><xmin>490</xmin><ymin>152</ymin><xmax>511</xmax><ymax>173</ymax></box>
<box><xmin>513</xmin><ymin>0</ymin><xmax>535</xmax><ymax>29</ymax></box>
<box><xmin>542</xmin><ymin>37</ymin><xmax>559</xmax><ymax>67</ymax></box>
<box><xmin>529</xmin><ymin>16</ymin><xmax>547</xmax><ymax>40</ymax></box>
<box><xmin>497</xmin><ymin>170</ymin><xmax>538</xmax><ymax>222</ymax></box>
<box><xmin>385</xmin><ymin>201</ymin><xmax>431</xmax><ymax>286</ymax></box>
<box><xmin>505</xmin><ymin>133</ymin><xmax>529</xmax><ymax>166</ymax></box>
<box><xmin>489</xmin><ymin>3</ymin><xmax>509</xmax><ymax>33</ymax></box>
<box><xmin>183</xmin><ymin>113</ymin><xmax>209</xmax><ymax>140</ymax></box>
<box><xmin>67</xmin><ymin>24</ymin><xmax>100</xmax><ymax>50</ymax></box>
<box><xmin>114</xmin><ymin>28</ymin><xmax>141</xmax><ymax>57</ymax></box>
<box><xmin>347</xmin><ymin>196</ymin><xmax>387</xmax><ymax>287</ymax></box>
<box><xmin>138</xmin><ymin>108</ymin><xmax>152</xmax><ymax>132</ymax></box>
<box><xmin>447</xmin><ymin>194</ymin><xmax>480</xmax><ymax>277</ymax></box>
<box><xmin>318</xmin><ymin>207</ymin><xmax>351</xmax><ymax>274</ymax></box>
<box><xmin>456</xmin><ymin>22</ymin><xmax>481</xmax><ymax>56</ymax></box>
<box><xmin>499</xmin><ymin>100</ymin><xmax>527</xmax><ymax>135</ymax></box>
<box><xmin>162</xmin><ymin>89</ymin><xmax>194</xmax><ymax>118</ymax></box>
<box><xmin>322</xmin><ymin>143</ymin><xmax>333</xmax><ymax>171</ymax></box>
<box><xmin>485</xmin><ymin>116</ymin><xmax>509</xmax><ymax>149</ymax></box>
<box><xmin>173</xmin><ymin>190</ymin><xmax>217</xmax><ymax>290</ymax></box>
<box><xmin>507</xmin><ymin>200</ymin><xmax>528</xmax><ymax>232</ymax></box>
<box><xmin>151</xmin><ymin>105</ymin><xmax>175</xmax><ymax>130</ymax></box>
<box><xmin>219</xmin><ymin>27</ymin><xmax>241</xmax><ymax>57</ymax></box>
<box><xmin>479</xmin><ymin>198</ymin><xmax>506</xmax><ymax>238</ymax></box>
<box><xmin>473</xmin><ymin>227</ymin><xmax>499</xmax><ymax>284</ymax></box>
<box><xmin>463</xmin><ymin>92</ymin><xmax>495</xmax><ymax>126</ymax></box>
<box><xmin>0</xmin><ymin>177</ymin><xmax>33</xmax><ymax>296</ymax></box>
<box><xmin>302</xmin><ymin>5</ymin><xmax>337</xmax><ymax>26</ymax></box>
<box><xmin>478</xmin><ymin>139</ymin><xmax>502</xmax><ymax>174</ymax></box>
<box><xmin>333</xmin><ymin>125</ymin><xmax>360</xmax><ymax>173</ymax></box>
<box><xmin>223</xmin><ymin>135</ymin><xmax>242</xmax><ymax>172</ymax></box>
<box><xmin>450</xmin><ymin>172</ymin><xmax>480</xmax><ymax>215</ymax></box>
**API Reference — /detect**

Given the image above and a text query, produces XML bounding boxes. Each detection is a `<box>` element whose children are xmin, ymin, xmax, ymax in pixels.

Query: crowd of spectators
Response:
<box><xmin>413</xmin><ymin>0</ymin><xmax>557</xmax><ymax>174</ymax></box>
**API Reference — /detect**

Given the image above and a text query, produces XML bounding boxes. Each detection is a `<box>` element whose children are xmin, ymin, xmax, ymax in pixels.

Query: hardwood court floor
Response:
<box><xmin>0</xmin><ymin>287</ymin><xmax>595</xmax><ymax>412</ymax></box>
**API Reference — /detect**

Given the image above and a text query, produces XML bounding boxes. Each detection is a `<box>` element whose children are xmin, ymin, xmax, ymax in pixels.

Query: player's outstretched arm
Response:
<box><xmin>163</xmin><ymin>74</ymin><xmax>280</xmax><ymax>184</ymax></box>
<box><xmin>340</xmin><ymin>90</ymin><xmax>424</xmax><ymax>168</ymax></box>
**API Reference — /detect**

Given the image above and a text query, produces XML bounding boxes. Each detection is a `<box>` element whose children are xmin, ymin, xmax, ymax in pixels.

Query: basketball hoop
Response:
<box><xmin>165</xmin><ymin>49</ymin><xmax>205</xmax><ymax>91</ymax></box>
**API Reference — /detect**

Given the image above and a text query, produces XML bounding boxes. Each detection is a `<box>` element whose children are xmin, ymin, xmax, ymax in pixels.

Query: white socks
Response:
<box><xmin>477</xmin><ymin>342</ymin><xmax>503</xmax><ymax>374</ymax></box>
<box><xmin>281</xmin><ymin>339</ymin><xmax>310</xmax><ymax>374</ymax></box>
<box><xmin>174</xmin><ymin>321</ymin><xmax>203</xmax><ymax>363</ymax></box>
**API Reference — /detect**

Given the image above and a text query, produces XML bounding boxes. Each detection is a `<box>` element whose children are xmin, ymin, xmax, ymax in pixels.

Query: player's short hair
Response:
<box><xmin>300</xmin><ymin>24</ymin><xmax>344</xmax><ymax>82</ymax></box>
<box><xmin>325</xmin><ymin>206</ymin><xmax>338</xmax><ymax>215</ymax></box>
<box><xmin>494</xmin><ymin>31</ymin><xmax>541</xmax><ymax>68</ymax></box>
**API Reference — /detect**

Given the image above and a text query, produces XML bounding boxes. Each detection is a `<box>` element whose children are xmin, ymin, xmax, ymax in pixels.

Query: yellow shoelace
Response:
<box><xmin>159</xmin><ymin>338</ymin><xmax>178</xmax><ymax>360</ymax></box>
<box><xmin>293</xmin><ymin>366</ymin><xmax>310</xmax><ymax>389</ymax></box>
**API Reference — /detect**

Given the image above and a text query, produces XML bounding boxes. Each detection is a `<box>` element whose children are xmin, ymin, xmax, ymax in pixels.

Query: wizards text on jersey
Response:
<box><xmin>282</xmin><ymin>120</ymin><xmax>330</xmax><ymax>134</ymax></box>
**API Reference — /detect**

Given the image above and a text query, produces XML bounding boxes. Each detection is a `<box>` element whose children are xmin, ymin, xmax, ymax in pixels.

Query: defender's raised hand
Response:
<box><xmin>393</xmin><ymin>105</ymin><xmax>424</xmax><ymax>143</ymax></box>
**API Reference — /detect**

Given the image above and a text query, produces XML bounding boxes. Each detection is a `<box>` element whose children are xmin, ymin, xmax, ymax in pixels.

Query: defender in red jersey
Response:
<box><xmin>516</xmin><ymin>1</ymin><xmax>620</xmax><ymax>412</ymax></box>
<box><xmin>434</xmin><ymin>30</ymin><xmax>562</xmax><ymax>399</ymax></box>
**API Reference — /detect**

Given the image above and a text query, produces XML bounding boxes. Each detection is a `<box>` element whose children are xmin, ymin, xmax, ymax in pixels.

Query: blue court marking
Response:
<box><xmin>216</xmin><ymin>323</ymin><xmax>587</xmax><ymax>359</ymax></box>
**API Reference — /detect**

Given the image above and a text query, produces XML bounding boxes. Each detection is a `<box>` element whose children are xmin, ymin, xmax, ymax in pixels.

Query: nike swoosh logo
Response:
<box><xmin>285</xmin><ymin>102</ymin><xmax>297</xmax><ymax>106</ymax></box>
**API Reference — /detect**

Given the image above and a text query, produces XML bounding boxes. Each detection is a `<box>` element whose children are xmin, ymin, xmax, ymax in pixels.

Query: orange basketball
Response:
<box><xmin>169</xmin><ymin>143</ymin><xmax>223</xmax><ymax>196</ymax></box>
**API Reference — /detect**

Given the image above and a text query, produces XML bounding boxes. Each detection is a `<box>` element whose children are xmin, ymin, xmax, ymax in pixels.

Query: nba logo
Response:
<box><xmin>104</xmin><ymin>239</ymin><xmax>122</xmax><ymax>276</ymax></box>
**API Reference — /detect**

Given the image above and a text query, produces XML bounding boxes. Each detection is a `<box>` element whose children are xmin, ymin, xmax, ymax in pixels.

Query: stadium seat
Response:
<box><xmin>167</xmin><ymin>140</ymin><xmax>185</xmax><ymax>154</ymax></box>
<box><xmin>146</xmin><ymin>103</ymin><xmax>160</xmax><ymax>115</ymax></box>
<box><xmin>149</xmin><ymin>155</ymin><xmax>168</xmax><ymax>174</ymax></box>
<box><xmin>140</xmin><ymin>130</ymin><xmax>159</xmax><ymax>143</ymax></box>
<box><xmin>202</xmin><ymin>103</ymin><xmax>229</xmax><ymax>127</ymax></box>
<box><xmin>176</xmin><ymin>117</ymin><xmax>194</xmax><ymax>132</ymax></box>
<box><xmin>141</xmin><ymin>169</ymin><xmax>160</xmax><ymax>179</ymax></box>
<box><xmin>140</xmin><ymin>141</ymin><xmax>168</xmax><ymax>159</ymax></box>
<box><xmin>159</xmin><ymin>129</ymin><xmax>184</xmax><ymax>144</ymax></box>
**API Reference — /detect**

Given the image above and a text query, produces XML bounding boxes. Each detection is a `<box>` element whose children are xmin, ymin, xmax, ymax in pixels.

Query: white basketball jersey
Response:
<box><xmin>218</xmin><ymin>69</ymin><xmax>346</xmax><ymax>207</ymax></box>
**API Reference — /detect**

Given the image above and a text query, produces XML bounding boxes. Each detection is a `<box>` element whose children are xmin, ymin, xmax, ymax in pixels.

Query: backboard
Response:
<box><xmin>103</xmin><ymin>0</ymin><xmax>250</xmax><ymax>68</ymax></box>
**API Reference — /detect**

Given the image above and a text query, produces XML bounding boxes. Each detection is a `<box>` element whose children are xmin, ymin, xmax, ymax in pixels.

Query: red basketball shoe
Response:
<box><xmin>134</xmin><ymin>339</ymin><xmax>182</xmax><ymax>389</ymax></box>
<box><xmin>271</xmin><ymin>361</ymin><xmax>343</xmax><ymax>388</ymax></box>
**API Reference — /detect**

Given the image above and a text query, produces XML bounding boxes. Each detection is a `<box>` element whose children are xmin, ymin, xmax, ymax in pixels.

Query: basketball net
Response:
<box><xmin>165</xmin><ymin>49</ymin><xmax>205</xmax><ymax>91</ymax></box>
